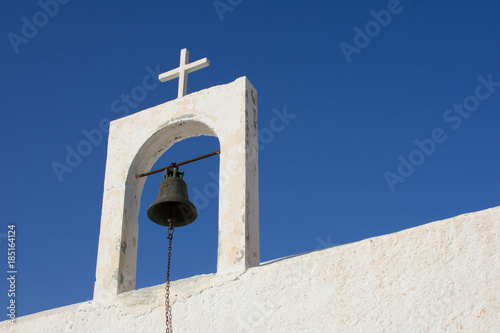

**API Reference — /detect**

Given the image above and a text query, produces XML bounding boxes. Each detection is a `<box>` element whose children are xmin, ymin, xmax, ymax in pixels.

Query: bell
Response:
<box><xmin>147</xmin><ymin>167</ymin><xmax>198</xmax><ymax>228</ymax></box>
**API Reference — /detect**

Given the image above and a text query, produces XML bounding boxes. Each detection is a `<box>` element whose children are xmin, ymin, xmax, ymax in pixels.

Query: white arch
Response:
<box><xmin>94</xmin><ymin>77</ymin><xmax>259</xmax><ymax>300</ymax></box>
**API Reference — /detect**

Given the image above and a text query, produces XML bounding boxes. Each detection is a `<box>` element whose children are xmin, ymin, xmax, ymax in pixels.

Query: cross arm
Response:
<box><xmin>159</xmin><ymin>68</ymin><xmax>180</xmax><ymax>83</ymax></box>
<box><xmin>186</xmin><ymin>58</ymin><xmax>210</xmax><ymax>74</ymax></box>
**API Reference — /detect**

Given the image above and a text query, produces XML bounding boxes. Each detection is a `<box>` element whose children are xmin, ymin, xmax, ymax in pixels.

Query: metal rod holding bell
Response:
<box><xmin>137</xmin><ymin>150</ymin><xmax>220</xmax><ymax>179</ymax></box>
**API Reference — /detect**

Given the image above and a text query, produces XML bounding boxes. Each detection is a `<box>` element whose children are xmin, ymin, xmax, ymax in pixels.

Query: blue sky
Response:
<box><xmin>1</xmin><ymin>0</ymin><xmax>499</xmax><ymax>318</ymax></box>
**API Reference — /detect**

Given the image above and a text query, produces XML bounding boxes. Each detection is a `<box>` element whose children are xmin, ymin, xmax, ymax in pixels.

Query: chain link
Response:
<box><xmin>165</xmin><ymin>225</ymin><xmax>175</xmax><ymax>333</ymax></box>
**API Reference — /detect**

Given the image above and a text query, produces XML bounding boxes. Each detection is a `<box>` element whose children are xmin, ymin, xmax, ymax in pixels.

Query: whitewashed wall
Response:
<box><xmin>2</xmin><ymin>206</ymin><xmax>499</xmax><ymax>332</ymax></box>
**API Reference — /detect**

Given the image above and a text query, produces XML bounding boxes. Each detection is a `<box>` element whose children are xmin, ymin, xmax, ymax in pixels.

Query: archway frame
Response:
<box><xmin>93</xmin><ymin>77</ymin><xmax>259</xmax><ymax>300</ymax></box>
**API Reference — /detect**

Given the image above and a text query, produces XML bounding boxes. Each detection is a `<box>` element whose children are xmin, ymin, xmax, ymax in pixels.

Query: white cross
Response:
<box><xmin>158</xmin><ymin>48</ymin><xmax>210</xmax><ymax>98</ymax></box>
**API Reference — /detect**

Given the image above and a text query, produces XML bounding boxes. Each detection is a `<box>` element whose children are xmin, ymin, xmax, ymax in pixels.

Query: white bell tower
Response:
<box><xmin>93</xmin><ymin>49</ymin><xmax>259</xmax><ymax>301</ymax></box>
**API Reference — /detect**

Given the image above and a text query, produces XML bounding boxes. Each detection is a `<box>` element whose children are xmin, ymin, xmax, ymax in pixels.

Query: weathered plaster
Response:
<box><xmin>3</xmin><ymin>206</ymin><xmax>499</xmax><ymax>332</ymax></box>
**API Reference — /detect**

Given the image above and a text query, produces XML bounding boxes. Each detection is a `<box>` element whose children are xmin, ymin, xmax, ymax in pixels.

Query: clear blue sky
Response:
<box><xmin>1</xmin><ymin>0</ymin><xmax>499</xmax><ymax>318</ymax></box>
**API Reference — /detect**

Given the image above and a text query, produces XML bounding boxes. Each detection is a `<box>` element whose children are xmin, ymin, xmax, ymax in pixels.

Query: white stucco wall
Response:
<box><xmin>3</xmin><ymin>206</ymin><xmax>499</xmax><ymax>332</ymax></box>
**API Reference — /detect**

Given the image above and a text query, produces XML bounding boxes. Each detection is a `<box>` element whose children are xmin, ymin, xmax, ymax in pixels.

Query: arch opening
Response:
<box><xmin>136</xmin><ymin>135</ymin><xmax>220</xmax><ymax>288</ymax></box>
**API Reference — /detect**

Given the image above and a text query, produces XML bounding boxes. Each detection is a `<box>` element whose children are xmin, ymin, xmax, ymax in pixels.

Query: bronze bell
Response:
<box><xmin>147</xmin><ymin>167</ymin><xmax>198</xmax><ymax>228</ymax></box>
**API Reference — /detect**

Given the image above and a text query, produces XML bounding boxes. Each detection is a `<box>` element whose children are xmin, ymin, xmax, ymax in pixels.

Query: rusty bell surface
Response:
<box><xmin>147</xmin><ymin>167</ymin><xmax>198</xmax><ymax>228</ymax></box>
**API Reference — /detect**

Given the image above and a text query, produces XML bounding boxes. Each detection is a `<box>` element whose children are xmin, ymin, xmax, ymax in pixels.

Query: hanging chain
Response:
<box><xmin>165</xmin><ymin>225</ymin><xmax>175</xmax><ymax>333</ymax></box>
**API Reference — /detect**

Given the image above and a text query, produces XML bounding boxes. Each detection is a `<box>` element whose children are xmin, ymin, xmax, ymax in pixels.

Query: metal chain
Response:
<box><xmin>165</xmin><ymin>225</ymin><xmax>175</xmax><ymax>333</ymax></box>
